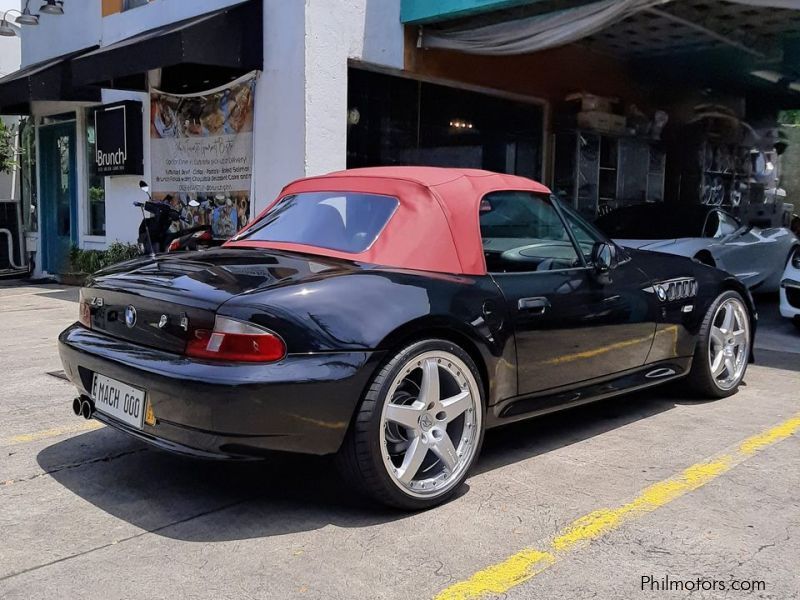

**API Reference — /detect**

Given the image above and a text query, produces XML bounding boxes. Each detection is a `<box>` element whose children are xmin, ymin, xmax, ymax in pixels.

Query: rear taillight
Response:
<box><xmin>186</xmin><ymin>316</ymin><xmax>286</xmax><ymax>362</ymax></box>
<box><xmin>167</xmin><ymin>239</ymin><xmax>181</xmax><ymax>252</ymax></box>
<box><xmin>78</xmin><ymin>301</ymin><xmax>92</xmax><ymax>329</ymax></box>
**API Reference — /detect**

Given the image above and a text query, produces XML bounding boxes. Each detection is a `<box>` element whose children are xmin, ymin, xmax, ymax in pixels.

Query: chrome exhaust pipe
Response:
<box><xmin>80</xmin><ymin>398</ymin><xmax>94</xmax><ymax>420</ymax></box>
<box><xmin>72</xmin><ymin>397</ymin><xmax>82</xmax><ymax>416</ymax></box>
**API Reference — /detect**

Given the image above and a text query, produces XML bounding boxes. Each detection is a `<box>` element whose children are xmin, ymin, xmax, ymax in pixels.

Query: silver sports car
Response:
<box><xmin>596</xmin><ymin>204</ymin><xmax>798</xmax><ymax>293</ymax></box>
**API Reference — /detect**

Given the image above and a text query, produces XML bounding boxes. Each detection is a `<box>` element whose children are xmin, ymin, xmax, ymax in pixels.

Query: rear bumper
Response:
<box><xmin>58</xmin><ymin>324</ymin><xmax>383</xmax><ymax>457</ymax></box>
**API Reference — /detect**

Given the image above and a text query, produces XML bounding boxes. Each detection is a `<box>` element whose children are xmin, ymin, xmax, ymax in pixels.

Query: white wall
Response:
<box><xmin>252</xmin><ymin>0</ymin><xmax>405</xmax><ymax>209</ymax></box>
<box><xmin>20</xmin><ymin>0</ymin><xmax>101</xmax><ymax>67</ymax></box>
<box><xmin>251</xmin><ymin>0</ymin><xmax>307</xmax><ymax>212</ymax></box>
<box><xmin>0</xmin><ymin>0</ymin><xmax>21</xmax><ymax>77</ymax></box>
<box><xmin>102</xmin><ymin>0</ymin><xmax>243</xmax><ymax>45</ymax></box>
<box><xmin>20</xmin><ymin>0</ymin><xmax>245</xmax><ymax>67</ymax></box>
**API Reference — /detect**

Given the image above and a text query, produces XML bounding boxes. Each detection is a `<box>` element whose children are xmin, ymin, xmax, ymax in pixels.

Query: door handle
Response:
<box><xmin>518</xmin><ymin>297</ymin><xmax>550</xmax><ymax>314</ymax></box>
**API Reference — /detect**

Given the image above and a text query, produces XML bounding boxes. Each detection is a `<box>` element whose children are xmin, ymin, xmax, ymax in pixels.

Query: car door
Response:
<box><xmin>481</xmin><ymin>191</ymin><xmax>658</xmax><ymax>396</ymax></box>
<box><xmin>706</xmin><ymin>210</ymin><xmax>793</xmax><ymax>289</ymax></box>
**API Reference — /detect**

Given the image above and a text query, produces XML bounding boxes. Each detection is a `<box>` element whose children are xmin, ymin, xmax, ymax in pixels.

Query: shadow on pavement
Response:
<box><xmin>753</xmin><ymin>348</ymin><xmax>800</xmax><ymax>373</ymax></box>
<box><xmin>476</xmin><ymin>390</ymin><xmax>673</xmax><ymax>475</ymax></box>
<box><xmin>37</xmin><ymin>288</ymin><xmax>79</xmax><ymax>303</ymax></box>
<box><xmin>37</xmin><ymin>390</ymin><xmax>676</xmax><ymax>543</ymax></box>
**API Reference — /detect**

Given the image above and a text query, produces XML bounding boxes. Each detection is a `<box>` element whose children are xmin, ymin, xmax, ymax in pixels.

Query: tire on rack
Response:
<box><xmin>685</xmin><ymin>290</ymin><xmax>751</xmax><ymax>398</ymax></box>
<box><xmin>336</xmin><ymin>339</ymin><xmax>485</xmax><ymax>510</ymax></box>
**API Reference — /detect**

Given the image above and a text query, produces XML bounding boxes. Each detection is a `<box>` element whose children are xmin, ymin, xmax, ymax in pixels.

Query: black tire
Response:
<box><xmin>685</xmin><ymin>290</ymin><xmax>751</xmax><ymax>398</ymax></box>
<box><xmin>336</xmin><ymin>339</ymin><xmax>485</xmax><ymax>510</ymax></box>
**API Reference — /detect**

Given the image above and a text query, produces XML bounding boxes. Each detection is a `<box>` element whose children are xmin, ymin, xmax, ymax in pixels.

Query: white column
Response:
<box><xmin>303</xmin><ymin>2</ymin><xmax>351</xmax><ymax>178</ymax></box>
<box><xmin>252</xmin><ymin>0</ymin><xmax>405</xmax><ymax>212</ymax></box>
<box><xmin>251</xmin><ymin>0</ymin><xmax>307</xmax><ymax>213</ymax></box>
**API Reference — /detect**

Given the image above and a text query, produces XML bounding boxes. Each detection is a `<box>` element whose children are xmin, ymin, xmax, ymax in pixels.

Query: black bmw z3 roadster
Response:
<box><xmin>59</xmin><ymin>167</ymin><xmax>756</xmax><ymax>509</ymax></box>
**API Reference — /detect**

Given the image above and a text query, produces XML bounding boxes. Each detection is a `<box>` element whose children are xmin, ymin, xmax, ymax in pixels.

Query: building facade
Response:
<box><xmin>0</xmin><ymin>0</ymin><xmax>797</xmax><ymax>278</ymax></box>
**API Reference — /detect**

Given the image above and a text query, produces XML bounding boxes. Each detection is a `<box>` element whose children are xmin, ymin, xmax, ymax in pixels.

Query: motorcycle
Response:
<box><xmin>136</xmin><ymin>180</ymin><xmax>207</xmax><ymax>256</ymax></box>
<box><xmin>166</xmin><ymin>224</ymin><xmax>223</xmax><ymax>252</ymax></box>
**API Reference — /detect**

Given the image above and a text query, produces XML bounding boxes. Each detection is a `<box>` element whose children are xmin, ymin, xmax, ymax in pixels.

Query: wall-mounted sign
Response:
<box><xmin>93</xmin><ymin>100</ymin><xmax>144</xmax><ymax>176</ymax></box>
<box><xmin>150</xmin><ymin>72</ymin><xmax>257</xmax><ymax>239</ymax></box>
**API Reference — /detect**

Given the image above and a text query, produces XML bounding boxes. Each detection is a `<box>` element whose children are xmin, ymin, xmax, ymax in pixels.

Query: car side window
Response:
<box><xmin>480</xmin><ymin>191</ymin><xmax>581</xmax><ymax>273</ymax></box>
<box><xmin>556</xmin><ymin>199</ymin><xmax>606</xmax><ymax>262</ymax></box>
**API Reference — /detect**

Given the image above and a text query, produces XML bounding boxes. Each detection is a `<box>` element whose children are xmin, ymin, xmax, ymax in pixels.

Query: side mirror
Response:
<box><xmin>591</xmin><ymin>241</ymin><xmax>618</xmax><ymax>275</ymax></box>
<box><xmin>139</xmin><ymin>180</ymin><xmax>150</xmax><ymax>194</ymax></box>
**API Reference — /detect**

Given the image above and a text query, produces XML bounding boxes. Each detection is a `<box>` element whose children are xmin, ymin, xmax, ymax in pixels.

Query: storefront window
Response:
<box><xmin>85</xmin><ymin>108</ymin><xmax>106</xmax><ymax>236</ymax></box>
<box><xmin>19</xmin><ymin>118</ymin><xmax>37</xmax><ymax>233</ymax></box>
<box><xmin>347</xmin><ymin>69</ymin><xmax>543</xmax><ymax>180</ymax></box>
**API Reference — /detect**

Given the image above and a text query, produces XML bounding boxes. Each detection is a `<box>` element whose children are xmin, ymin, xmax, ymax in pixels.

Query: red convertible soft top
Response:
<box><xmin>225</xmin><ymin>167</ymin><xmax>552</xmax><ymax>276</ymax></box>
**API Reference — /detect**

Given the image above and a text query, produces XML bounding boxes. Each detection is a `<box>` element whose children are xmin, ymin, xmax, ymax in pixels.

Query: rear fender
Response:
<box><xmin>374</xmin><ymin>314</ymin><xmax>515</xmax><ymax>406</ymax></box>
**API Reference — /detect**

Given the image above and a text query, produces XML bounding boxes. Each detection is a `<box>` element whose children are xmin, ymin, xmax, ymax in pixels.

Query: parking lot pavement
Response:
<box><xmin>1</xmin><ymin>283</ymin><xmax>798</xmax><ymax>600</ymax></box>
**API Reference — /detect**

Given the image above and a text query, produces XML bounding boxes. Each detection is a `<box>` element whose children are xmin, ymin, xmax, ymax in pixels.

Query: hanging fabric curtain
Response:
<box><xmin>421</xmin><ymin>0</ymin><xmax>800</xmax><ymax>55</ymax></box>
<box><xmin>421</xmin><ymin>0</ymin><xmax>669</xmax><ymax>56</ymax></box>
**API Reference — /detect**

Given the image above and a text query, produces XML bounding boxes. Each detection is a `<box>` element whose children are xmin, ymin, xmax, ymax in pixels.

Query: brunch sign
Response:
<box><xmin>93</xmin><ymin>101</ymin><xmax>144</xmax><ymax>176</ymax></box>
<box><xmin>150</xmin><ymin>72</ymin><xmax>257</xmax><ymax>239</ymax></box>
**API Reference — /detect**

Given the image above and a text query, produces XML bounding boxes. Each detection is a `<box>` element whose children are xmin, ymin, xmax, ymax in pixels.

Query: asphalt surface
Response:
<box><xmin>1</xmin><ymin>282</ymin><xmax>798</xmax><ymax>600</ymax></box>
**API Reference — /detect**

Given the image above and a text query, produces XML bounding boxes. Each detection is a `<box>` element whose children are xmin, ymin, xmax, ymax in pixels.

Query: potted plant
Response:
<box><xmin>59</xmin><ymin>247</ymin><xmax>98</xmax><ymax>286</ymax></box>
<box><xmin>59</xmin><ymin>243</ymin><xmax>140</xmax><ymax>286</ymax></box>
<box><xmin>0</xmin><ymin>120</ymin><xmax>16</xmax><ymax>174</ymax></box>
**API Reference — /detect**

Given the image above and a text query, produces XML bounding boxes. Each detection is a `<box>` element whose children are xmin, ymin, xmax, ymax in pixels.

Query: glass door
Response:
<box><xmin>39</xmin><ymin>121</ymin><xmax>77</xmax><ymax>274</ymax></box>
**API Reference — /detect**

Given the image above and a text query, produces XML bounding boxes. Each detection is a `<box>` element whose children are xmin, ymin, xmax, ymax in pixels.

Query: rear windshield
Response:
<box><xmin>235</xmin><ymin>192</ymin><xmax>398</xmax><ymax>253</ymax></box>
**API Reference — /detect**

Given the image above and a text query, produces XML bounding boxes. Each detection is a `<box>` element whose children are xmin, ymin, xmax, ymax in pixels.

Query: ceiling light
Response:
<box><xmin>0</xmin><ymin>6</ymin><xmax>39</xmax><ymax>33</ymax></box>
<box><xmin>39</xmin><ymin>0</ymin><xmax>64</xmax><ymax>15</ymax></box>
<box><xmin>16</xmin><ymin>2</ymin><xmax>40</xmax><ymax>25</ymax></box>
<box><xmin>449</xmin><ymin>119</ymin><xmax>474</xmax><ymax>130</ymax></box>
<box><xmin>15</xmin><ymin>8</ymin><xmax>40</xmax><ymax>26</ymax></box>
<box><xmin>0</xmin><ymin>18</ymin><xmax>16</xmax><ymax>36</ymax></box>
<box><xmin>789</xmin><ymin>82</ymin><xmax>800</xmax><ymax>93</ymax></box>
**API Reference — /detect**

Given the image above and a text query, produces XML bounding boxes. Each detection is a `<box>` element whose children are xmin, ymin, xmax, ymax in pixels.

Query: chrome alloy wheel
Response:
<box><xmin>379</xmin><ymin>351</ymin><xmax>482</xmax><ymax>498</ymax></box>
<box><xmin>708</xmin><ymin>297</ymin><xmax>750</xmax><ymax>391</ymax></box>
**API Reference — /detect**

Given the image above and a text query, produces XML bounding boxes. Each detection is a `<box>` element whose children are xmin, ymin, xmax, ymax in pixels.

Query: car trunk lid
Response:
<box><xmin>83</xmin><ymin>248</ymin><xmax>358</xmax><ymax>353</ymax></box>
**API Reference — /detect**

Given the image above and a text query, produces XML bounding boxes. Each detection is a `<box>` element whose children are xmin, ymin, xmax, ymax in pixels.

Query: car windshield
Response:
<box><xmin>555</xmin><ymin>199</ymin><xmax>606</xmax><ymax>261</ymax></box>
<box><xmin>235</xmin><ymin>192</ymin><xmax>398</xmax><ymax>253</ymax></box>
<box><xmin>595</xmin><ymin>204</ymin><xmax>710</xmax><ymax>239</ymax></box>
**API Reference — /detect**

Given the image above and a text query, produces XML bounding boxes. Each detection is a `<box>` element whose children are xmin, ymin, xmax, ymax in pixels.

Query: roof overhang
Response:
<box><xmin>71</xmin><ymin>0</ymin><xmax>262</xmax><ymax>89</ymax></box>
<box><xmin>0</xmin><ymin>48</ymin><xmax>100</xmax><ymax>115</ymax></box>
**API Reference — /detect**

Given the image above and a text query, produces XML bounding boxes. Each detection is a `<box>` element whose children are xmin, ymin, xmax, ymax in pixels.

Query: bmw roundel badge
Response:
<box><xmin>125</xmin><ymin>305</ymin><xmax>137</xmax><ymax>328</ymax></box>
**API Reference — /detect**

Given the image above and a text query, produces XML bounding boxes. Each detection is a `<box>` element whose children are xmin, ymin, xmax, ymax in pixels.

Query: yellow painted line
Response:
<box><xmin>435</xmin><ymin>412</ymin><xmax>800</xmax><ymax>600</ymax></box>
<box><xmin>5</xmin><ymin>420</ymin><xmax>103</xmax><ymax>445</ymax></box>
